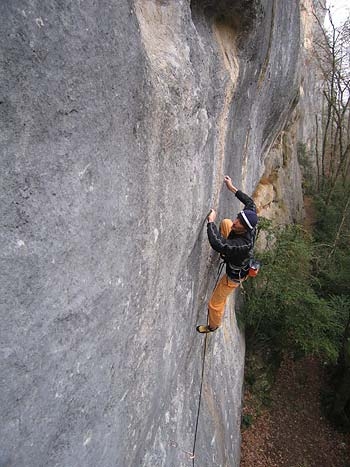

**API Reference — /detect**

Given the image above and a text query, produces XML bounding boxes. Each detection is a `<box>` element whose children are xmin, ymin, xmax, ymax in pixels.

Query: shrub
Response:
<box><xmin>242</xmin><ymin>223</ymin><xmax>339</xmax><ymax>361</ymax></box>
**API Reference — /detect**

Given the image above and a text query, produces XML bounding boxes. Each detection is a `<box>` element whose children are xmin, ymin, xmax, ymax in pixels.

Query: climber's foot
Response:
<box><xmin>196</xmin><ymin>325</ymin><xmax>218</xmax><ymax>334</ymax></box>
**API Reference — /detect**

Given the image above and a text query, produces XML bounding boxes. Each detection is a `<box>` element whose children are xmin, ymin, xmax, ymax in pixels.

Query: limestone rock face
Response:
<box><xmin>254</xmin><ymin>1</ymin><xmax>325</xmax><ymax>226</ymax></box>
<box><xmin>1</xmin><ymin>1</ymin><xmax>304</xmax><ymax>466</ymax></box>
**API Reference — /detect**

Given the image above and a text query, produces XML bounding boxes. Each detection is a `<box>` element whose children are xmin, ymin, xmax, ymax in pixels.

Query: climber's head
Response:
<box><xmin>231</xmin><ymin>217</ymin><xmax>247</xmax><ymax>234</ymax></box>
<box><xmin>232</xmin><ymin>210</ymin><xmax>258</xmax><ymax>233</ymax></box>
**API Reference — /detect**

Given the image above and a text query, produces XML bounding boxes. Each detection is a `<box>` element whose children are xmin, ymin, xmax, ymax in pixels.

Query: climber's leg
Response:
<box><xmin>208</xmin><ymin>274</ymin><xmax>239</xmax><ymax>329</ymax></box>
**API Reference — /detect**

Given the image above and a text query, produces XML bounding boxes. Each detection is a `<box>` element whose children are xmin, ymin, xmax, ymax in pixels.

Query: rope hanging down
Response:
<box><xmin>191</xmin><ymin>260</ymin><xmax>225</xmax><ymax>465</ymax></box>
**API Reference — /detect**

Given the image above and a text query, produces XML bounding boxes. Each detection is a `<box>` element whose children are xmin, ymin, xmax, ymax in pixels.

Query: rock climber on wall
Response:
<box><xmin>196</xmin><ymin>175</ymin><xmax>258</xmax><ymax>333</ymax></box>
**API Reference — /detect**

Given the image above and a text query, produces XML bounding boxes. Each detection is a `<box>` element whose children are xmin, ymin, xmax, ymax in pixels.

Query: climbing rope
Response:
<box><xmin>191</xmin><ymin>260</ymin><xmax>225</xmax><ymax>465</ymax></box>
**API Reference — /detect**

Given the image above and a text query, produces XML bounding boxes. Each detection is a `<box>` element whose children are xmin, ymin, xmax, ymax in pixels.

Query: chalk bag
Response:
<box><xmin>248</xmin><ymin>258</ymin><xmax>261</xmax><ymax>277</ymax></box>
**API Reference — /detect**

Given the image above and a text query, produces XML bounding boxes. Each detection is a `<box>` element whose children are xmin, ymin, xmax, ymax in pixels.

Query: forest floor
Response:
<box><xmin>240</xmin><ymin>355</ymin><xmax>350</xmax><ymax>467</ymax></box>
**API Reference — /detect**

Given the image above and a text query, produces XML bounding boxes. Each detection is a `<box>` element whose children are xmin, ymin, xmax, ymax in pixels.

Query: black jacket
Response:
<box><xmin>207</xmin><ymin>190</ymin><xmax>257</xmax><ymax>281</ymax></box>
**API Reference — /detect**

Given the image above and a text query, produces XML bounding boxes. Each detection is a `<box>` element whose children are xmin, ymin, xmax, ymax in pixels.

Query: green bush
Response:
<box><xmin>242</xmin><ymin>182</ymin><xmax>350</xmax><ymax>427</ymax></box>
<box><xmin>242</xmin><ymin>223</ymin><xmax>340</xmax><ymax>361</ymax></box>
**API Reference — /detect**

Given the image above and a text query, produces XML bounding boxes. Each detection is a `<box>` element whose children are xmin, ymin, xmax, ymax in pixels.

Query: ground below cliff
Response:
<box><xmin>240</xmin><ymin>356</ymin><xmax>350</xmax><ymax>467</ymax></box>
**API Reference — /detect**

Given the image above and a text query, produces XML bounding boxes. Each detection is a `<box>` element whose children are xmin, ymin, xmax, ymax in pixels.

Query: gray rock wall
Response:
<box><xmin>253</xmin><ymin>0</ymin><xmax>326</xmax><ymax>226</ymax></box>
<box><xmin>1</xmin><ymin>1</ymin><xmax>301</xmax><ymax>466</ymax></box>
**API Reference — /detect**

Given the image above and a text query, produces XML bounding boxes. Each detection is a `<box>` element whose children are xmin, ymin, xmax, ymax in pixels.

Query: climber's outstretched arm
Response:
<box><xmin>224</xmin><ymin>175</ymin><xmax>256</xmax><ymax>212</ymax></box>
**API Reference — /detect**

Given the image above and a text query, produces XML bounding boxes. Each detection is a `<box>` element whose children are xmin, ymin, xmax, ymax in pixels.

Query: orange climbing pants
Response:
<box><xmin>208</xmin><ymin>219</ymin><xmax>241</xmax><ymax>329</ymax></box>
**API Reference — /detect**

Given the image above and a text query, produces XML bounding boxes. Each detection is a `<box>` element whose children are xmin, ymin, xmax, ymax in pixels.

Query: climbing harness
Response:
<box><xmin>226</xmin><ymin>260</ymin><xmax>250</xmax><ymax>282</ymax></box>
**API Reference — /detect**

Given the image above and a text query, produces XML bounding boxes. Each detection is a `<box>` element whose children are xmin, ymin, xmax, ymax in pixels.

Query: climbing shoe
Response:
<box><xmin>196</xmin><ymin>325</ymin><xmax>218</xmax><ymax>334</ymax></box>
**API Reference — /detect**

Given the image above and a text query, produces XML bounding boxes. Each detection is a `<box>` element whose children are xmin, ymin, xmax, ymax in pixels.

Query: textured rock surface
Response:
<box><xmin>1</xmin><ymin>1</ymin><xmax>306</xmax><ymax>466</ymax></box>
<box><xmin>254</xmin><ymin>0</ymin><xmax>325</xmax><ymax>226</ymax></box>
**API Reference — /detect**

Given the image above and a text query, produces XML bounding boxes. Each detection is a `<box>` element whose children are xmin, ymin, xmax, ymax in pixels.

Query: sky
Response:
<box><xmin>327</xmin><ymin>0</ymin><xmax>350</xmax><ymax>27</ymax></box>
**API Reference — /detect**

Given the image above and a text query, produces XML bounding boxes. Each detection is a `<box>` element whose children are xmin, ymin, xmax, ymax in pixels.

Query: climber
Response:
<box><xmin>196</xmin><ymin>175</ymin><xmax>258</xmax><ymax>334</ymax></box>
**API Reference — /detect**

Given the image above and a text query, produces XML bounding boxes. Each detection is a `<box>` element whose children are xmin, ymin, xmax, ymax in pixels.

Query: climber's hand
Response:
<box><xmin>224</xmin><ymin>175</ymin><xmax>238</xmax><ymax>193</ymax></box>
<box><xmin>208</xmin><ymin>209</ymin><xmax>216</xmax><ymax>222</ymax></box>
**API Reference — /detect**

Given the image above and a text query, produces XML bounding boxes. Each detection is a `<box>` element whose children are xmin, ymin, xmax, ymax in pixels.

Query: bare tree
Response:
<box><xmin>313</xmin><ymin>9</ymin><xmax>350</xmax><ymax>200</ymax></box>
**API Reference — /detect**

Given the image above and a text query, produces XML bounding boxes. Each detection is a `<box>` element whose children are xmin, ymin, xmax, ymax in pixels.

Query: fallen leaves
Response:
<box><xmin>240</xmin><ymin>356</ymin><xmax>350</xmax><ymax>467</ymax></box>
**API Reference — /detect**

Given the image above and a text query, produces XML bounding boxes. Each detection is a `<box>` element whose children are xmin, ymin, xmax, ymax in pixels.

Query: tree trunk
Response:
<box><xmin>315</xmin><ymin>114</ymin><xmax>321</xmax><ymax>191</ymax></box>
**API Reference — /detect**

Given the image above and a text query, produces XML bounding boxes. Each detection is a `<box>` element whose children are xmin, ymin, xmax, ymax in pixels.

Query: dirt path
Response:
<box><xmin>240</xmin><ymin>356</ymin><xmax>350</xmax><ymax>467</ymax></box>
